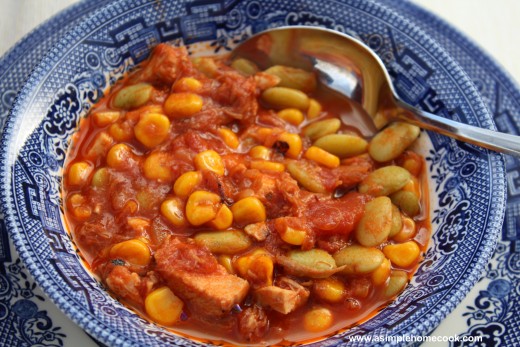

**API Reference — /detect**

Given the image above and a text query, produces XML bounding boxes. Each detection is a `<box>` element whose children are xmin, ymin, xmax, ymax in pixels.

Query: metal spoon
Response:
<box><xmin>231</xmin><ymin>26</ymin><xmax>520</xmax><ymax>157</ymax></box>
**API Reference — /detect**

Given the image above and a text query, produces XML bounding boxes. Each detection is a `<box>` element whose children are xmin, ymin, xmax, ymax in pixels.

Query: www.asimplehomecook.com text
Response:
<box><xmin>346</xmin><ymin>334</ymin><xmax>483</xmax><ymax>344</ymax></box>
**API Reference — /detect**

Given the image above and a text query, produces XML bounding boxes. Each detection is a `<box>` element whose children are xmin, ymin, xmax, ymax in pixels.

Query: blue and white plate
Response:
<box><xmin>0</xmin><ymin>2</ymin><xmax>111</xmax><ymax>346</ymax></box>
<box><xmin>381</xmin><ymin>1</ymin><xmax>520</xmax><ymax>345</ymax></box>
<box><xmin>0</xmin><ymin>0</ymin><xmax>512</xmax><ymax>345</ymax></box>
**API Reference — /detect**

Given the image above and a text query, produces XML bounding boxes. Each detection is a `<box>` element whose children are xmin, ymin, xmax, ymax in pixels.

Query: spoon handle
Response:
<box><xmin>396</xmin><ymin>100</ymin><xmax>520</xmax><ymax>157</ymax></box>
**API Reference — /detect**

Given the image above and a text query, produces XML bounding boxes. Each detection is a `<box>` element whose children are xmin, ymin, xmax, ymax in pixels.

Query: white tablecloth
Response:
<box><xmin>1</xmin><ymin>0</ymin><xmax>519</xmax><ymax>85</ymax></box>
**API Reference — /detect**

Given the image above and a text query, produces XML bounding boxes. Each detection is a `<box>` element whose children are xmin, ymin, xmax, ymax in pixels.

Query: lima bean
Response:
<box><xmin>112</xmin><ymin>83</ymin><xmax>153</xmax><ymax>110</ymax></box>
<box><xmin>303</xmin><ymin>119</ymin><xmax>341</xmax><ymax>141</ymax></box>
<box><xmin>389</xmin><ymin>204</ymin><xmax>403</xmax><ymax>237</ymax></box>
<box><xmin>333</xmin><ymin>245</ymin><xmax>385</xmax><ymax>275</ymax></box>
<box><xmin>313</xmin><ymin>134</ymin><xmax>368</xmax><ymax>158</ymax></box>
<box><xmin>194</xmin><ymin>230</ymin><xmax>251</xmax><ymax>254</ymax></box>
<box><xmin>231</xmin><ymin>58</ymin><xmax>259</xmax><ymax>76</ymax></box>
<box><xmin>384</xmin><ymin>270</ymin><xmax>408</xmax><ymax>298</ymax></box>
<box><xmin>264</xmin><ymin>65</ymin><xmax>317</xmax><ymax>93</ymax></box>
<box><xmin>91</xmin><ymin>167</ymin><xmax>109</xmax><ymax>187</ymax></box>
<box><xmin>287</xmin><ymin>162</ymin><xmax>327</xmax><ymax>193</ymax></box>
<box><xmin>369</xmin><ymin>122</ymin><xmax>420</xmax><ymax>162</ymax></box>
<box><xmin>261</xmin><ymin>87</ymin><xmax>310</xmax><ymax>110</ymax></box>
<box><xmin>355</xmin><ymin>196</ymin><xmax>392</xmax><ymax>247</ymax></box>
<box><xmin>358</xmin><ymin>166</ymin><xmax>411</xmax><ymax>196</ymax></box>
<box><xmin>390</xmin><ymin>190</ymin><xmax>420</xmax><ymax>217</ymax></box>
<box><xmin>277</xmin><ymin>249</ymin><xmax>344</xmax><ymax>278</ymax></box>
<box><xmin>288</xmin><ymin>249</ymin><xmax>336</xmax><ymax>270</ymax></box>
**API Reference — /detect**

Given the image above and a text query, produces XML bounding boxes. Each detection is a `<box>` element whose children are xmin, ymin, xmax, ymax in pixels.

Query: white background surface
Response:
<box><xmin>1</xmin><ymin>0</ymin><xmax>520</xmax><ymax>86</ymax></box>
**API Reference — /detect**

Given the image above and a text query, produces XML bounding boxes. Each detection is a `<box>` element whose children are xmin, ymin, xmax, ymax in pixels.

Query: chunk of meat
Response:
<box><xmin>333</xmin><ymin>155</ymin><xmax>374</xmax><ymax>188</ymax></box>
<box><xmin>254</xmin><ymin>277</ymin><xmax>309</xmax><ymax>314</ymax></box>
<box><xmin>154</xmin><ymin>237</ymin><xmax>249</xmax><ymax>317</ymax></box>
<box><xmin>237</xmin><ymin>305</ymin><xmax>269</xmax><ymax>342</ymax></box>
<box><xmin>237</xmin><ymin>170</ymin><xmax>302</xmax><ymax>218</ymax></box>
<box><xmin>75</xmin><ymin>213</ymin><xmax>121</xmax><ymax>260</ymax></box>
<box><xmin>105</xmin><ymin>265</ymin><xmax>144</xmax><ymax>305</ymax></box>
<box><xmin>244</xmin><ymin>222</ymin><xmax>271</xmax><ymax>241</ymax></box>
<box><xmin>135</xmin><ymin>44</ymin><xmax>190</xmax><ymax>86</ymax></box>
<box><xmin>215</xmin><ymin>72</ymin><xmax>258</xmax><ymax>120</ymax></box>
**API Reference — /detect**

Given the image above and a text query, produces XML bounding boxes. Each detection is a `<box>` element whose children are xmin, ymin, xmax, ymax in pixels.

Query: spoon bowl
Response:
<box><xmin>232</xmin><ymin>26</ymin><xmax>520</xmax><ymax>156</ymax></box>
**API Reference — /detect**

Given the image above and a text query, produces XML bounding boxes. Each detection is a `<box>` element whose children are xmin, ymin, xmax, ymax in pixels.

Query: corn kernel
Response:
<box><xmin>398</xmin><ymin>151</ymin><xmax>423</xmax><ymax>177</ymax></box>
<box><xmin>392</xmin><ymin>216</ymin><xmax>416</xmax><ymax>242</ymax></box>
<box><xmin>164</xmin><ymin>92</ymin><xmax>203</xmax><ymax>118</ymax></box>
<box><xmin>173</xmin><ymin>171</ymin><xmax>202</xmax><ymax>198</ymax></box>
<box><xmin>279</xmin><ymin>226</ymin><xmax>306</xmax><ymax>246</ymax></box>
<box><xmin>173</xmin><ymin>77</ymin><xmax>203</xmax><ymax>93</ymax></box>
<box><xmin>73</xmin><ymin>206</ymin><xmax>92</xmax><ymax>220</ymax></box>
<box><xmin>110</xmin><ymin>239</ymin><xmax>151</xmax><ymax>266</ymax></box>
<box><xmin>256</xmin><ymin>127</ymin><xmax>274</xmax><ymax>142</ymax></box>
<box><xmin>313</xmin><ymin>278</ymin><xmax>346</xmax><ymax>303</ymax></box>
<box><xmin>145</xmin><ymin>287</ymin><xmax>184</xmax><ymax>326</ymax></box>
<box><xmin>92</xmin><ymin>111</ymin><xmax>120</xmax><ymax>127</ymax></box>
<box><xmin>249</xmin><ymin>146</ymin><xmax>271</xmax><ymax>160</ymax></box>
<box><xmin>106</xmin><ymin>143</ymin><xmax>134</xmax><ymax>170</ymax></box>
<box><xmin>143</xmin><ymin>152</ymin><xmax>173</xmax><ymax>182</ymax></box>
<box><xmin>277</xmin><ymin>132</ymin><xmax>302</xmax><ymax>158</ymax></box>
<box><xmin>250</xmin><ymin>160</ymin><xmax>285</xmax><ymax>172</ymax></box>
<box><xmin>383</xmin><ymin>241</ymin><xmax>420</xmax><ymax>268</ymax></box>
<box><xmin>122</xmin><ymin>200</ymin><xmax>138</xmax><ymax>214</ymax></box>
<box><xmin>134</xmin><ymin>113</ymin><xmax>171</xmax><ymax>148</ymax></box>
<box><xmin>208</xmin><ymin>204</ymin><xmax>233</xmax><ymax>230</ymax></box>
<box><xmin>304</xmin><ymin>146</ymin><xmax>340</xmax><ymax>168</ymax></box>
<box><xmin>218</xmin><ymin>128</ymin><xmax>239</xmax><ymax>149</ymax></box>
<box><xmin>68</xmin><ymin>193</ymin><xmax>91</xmax><ymax>220</ymax></box>
<box><xmin>303</xmin><ymin>307</ymin><xmax>333</xmax><ymax>332</ymax></box>
<box><xmin>161</xmin><ymin>197</ymin><xmax>186</xmax><ymax>227</ymax></box>
<box><xmin>371</xmin><ymin>258</ymin><xmax>391</xmax><ymax>286</ymax></box>
<box><xmin>108</xmin><ymin>122</ymin><xmax>133</xmax><ymax>142</ymax></box>
<box><xmin>126</xmin><ymin>105</ymin><xmax>164</xmax><ymax>123</ymax></box>
<box><xmin>68</xmin><ymin>161</ymin><xmax>93</xmax><ymax>186</ymax></box>
<box><xmin>218</xmin><ymin>255</ymin><xmax>235</xmax><ymax>274</ymax></box>
<box><xmin>235</xmin><ymin>249</ymin><xmax>273</xmax><ymax>286</ymax></box>
<box><xmin>186</xmin><ymin>190</ymin><xmax>221</xmax><ymax>226</ymax></box>
<box><xmin>307</xmin><ymin>98</ymin><xmax>322</xmax><ymax>119</ymax></box>
<box><xmin>194</xmin><ymin>150</ymin><xmax>225</xmax><ymax>175</ymax></box>
<box><xmin>277</xmin><ymin>108</ymin><xmax>304</xmax><ymax>125</ymax></box>
<box><xmin>231</xmin><ymin>197</ymin><xmax>266</xmax><ymax>225</ymax></box>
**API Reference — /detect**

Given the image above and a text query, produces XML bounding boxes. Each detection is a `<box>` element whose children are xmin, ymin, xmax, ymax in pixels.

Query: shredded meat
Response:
<box><xmin>237</xmin><ymin>305</ymin><xmax>269</xmax><ymax>342</ymax></box>
<box><xmin>105</xmin><ymin>265</ymin><xmax>143</xmax><ymax>305</ymax></box>
<box><xmin>254</xmin><ymin>277</ymin><xmax>309</xmax><ymax>314</ymax></box>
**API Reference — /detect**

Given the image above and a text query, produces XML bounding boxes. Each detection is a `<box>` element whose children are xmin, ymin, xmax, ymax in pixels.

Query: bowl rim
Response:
<box><xmin>0</xmin><ymin>0</ymin><xmax>507</xmax><ymax>345</ymax></box>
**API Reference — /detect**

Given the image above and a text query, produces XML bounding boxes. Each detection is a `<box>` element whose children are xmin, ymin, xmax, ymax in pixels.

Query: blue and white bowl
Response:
<box><xmin>0</xmin><ymin>0</ymin><xmax>506</xmax><ymax>345</ymax></box>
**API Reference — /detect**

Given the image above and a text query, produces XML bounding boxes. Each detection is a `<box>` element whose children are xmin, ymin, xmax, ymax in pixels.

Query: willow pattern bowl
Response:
<box><xmin>0</xmin><ymin>0</ymin><xmax>506</xmax><ymax>346</ymax></box>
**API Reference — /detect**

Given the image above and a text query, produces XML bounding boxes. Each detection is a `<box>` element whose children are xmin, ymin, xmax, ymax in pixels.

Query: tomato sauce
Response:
<box><xmin>62</xmin><ymin>43</ymin><xmax>430</xmax><ymax>346</ymax></box>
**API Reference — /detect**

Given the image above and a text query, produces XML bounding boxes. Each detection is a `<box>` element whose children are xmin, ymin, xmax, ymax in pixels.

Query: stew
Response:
<box><xmin>62</xmin><ymin>43</ymin><xmax>430</xmax><ymax>345</ymax></box>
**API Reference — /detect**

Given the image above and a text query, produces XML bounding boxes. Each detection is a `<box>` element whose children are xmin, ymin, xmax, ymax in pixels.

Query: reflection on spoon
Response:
<box><xmin>232</xmin><ymin>26</ymin><xmax>520</xmax><ymax>157</ymax></box>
